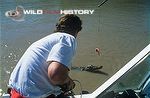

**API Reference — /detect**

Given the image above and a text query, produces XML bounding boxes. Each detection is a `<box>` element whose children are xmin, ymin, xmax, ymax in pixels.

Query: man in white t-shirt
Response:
<box><xmin>8</xmin><ymin>14</ymin><xmax>82</xmax><ymax>98</ymax></box>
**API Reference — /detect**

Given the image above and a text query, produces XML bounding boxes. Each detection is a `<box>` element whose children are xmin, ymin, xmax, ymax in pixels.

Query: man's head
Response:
<box><xmin>55</xmin><ymin>14</ymin><xmax>82</xmax><ymax>37</ymax></box>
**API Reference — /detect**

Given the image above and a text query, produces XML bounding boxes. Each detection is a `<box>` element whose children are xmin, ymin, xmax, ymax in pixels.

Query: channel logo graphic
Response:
<box><xmin>5</xmin><ymin>6</ymin><xmax>25</xmax><ymax>21</ymax></box>
<box><xmin>5</xmin><ymin>5</ymin><xmax>95</xmax><ymax>21</ymax></box>
<box><xmin>23</xmin><ymin>10</ymin><xmax>94</xmax><ymax>15</ymax></box>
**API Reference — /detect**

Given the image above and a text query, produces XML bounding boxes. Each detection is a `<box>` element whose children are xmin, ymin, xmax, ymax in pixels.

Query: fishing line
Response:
<box><xmin>73</xmin><ymin>80</ymin><xmax>83</xmax><ymax>98</ymax></box>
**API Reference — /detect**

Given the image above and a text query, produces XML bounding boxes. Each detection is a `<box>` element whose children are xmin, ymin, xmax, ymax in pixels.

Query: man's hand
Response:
<box><xmin>59</xmin><ymin>78</ymin><xmax>75</xmax><ymax>92</ymax></box>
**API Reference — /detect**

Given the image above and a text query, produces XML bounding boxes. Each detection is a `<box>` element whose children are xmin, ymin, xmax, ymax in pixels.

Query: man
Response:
<box><xmin>9</xmin><ymin>14</ymin><xmax>82</xmax><ymax>98</ymax></box>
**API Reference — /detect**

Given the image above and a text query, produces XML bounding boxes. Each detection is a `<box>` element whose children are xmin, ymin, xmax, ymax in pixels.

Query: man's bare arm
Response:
<box><xmin>47</xmin><ymin>61</ymin><xmax>72</xmax><ymax>85</ymax></box>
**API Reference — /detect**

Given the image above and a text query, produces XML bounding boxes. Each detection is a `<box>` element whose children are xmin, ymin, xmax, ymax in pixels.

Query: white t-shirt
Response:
<box><xmin>9</xmin><ymin>32</ymin><xmax>77</xmax><ymax>98</ymax></box>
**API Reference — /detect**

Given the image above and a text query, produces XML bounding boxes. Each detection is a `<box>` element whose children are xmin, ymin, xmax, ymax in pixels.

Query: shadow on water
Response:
<box><xmin>88</xmin><ymin>70</ymin><xmax>109</xmax><ymax>76</ymax></box>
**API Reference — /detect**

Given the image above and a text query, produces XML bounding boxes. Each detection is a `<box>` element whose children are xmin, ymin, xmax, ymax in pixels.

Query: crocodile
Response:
<box><xmin>71</xmin><ymin>65</ymin><xmax>108</xmax><ymax>75</ymax></box>
<box><xmin>71</xmin><ymin>65</ymin><xmax>102</xmax><ymax>72</ymax></box>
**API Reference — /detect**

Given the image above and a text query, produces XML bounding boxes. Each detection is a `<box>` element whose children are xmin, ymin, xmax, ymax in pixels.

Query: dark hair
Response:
<box><xmin>54</xmin><ymin>14</ymin><xmax>82</xmax><ymax>35</ymax></box>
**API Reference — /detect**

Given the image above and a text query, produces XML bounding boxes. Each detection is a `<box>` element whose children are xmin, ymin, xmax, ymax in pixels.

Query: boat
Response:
<box><xmin>72</xmin><ymin>44</ymin><xmax>150</xmax><ymax>98</ymax></box>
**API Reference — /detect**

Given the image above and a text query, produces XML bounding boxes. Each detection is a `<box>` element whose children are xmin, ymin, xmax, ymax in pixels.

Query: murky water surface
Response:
<box><xmin>0</xmin><ymin>0</ymin><xmax>150</xmax><ymax>94</ymax></box>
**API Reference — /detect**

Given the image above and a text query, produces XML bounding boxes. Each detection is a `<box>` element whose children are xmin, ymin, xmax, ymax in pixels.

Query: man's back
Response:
<box><xmin>9</xmin><ymin>32</ymin><xmax>77</xmax><ymax>97</ymax></box>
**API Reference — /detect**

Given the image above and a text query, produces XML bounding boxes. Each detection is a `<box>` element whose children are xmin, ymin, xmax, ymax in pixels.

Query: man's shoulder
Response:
<box><xmin>33</xmin><ymin>32</ymin><xmax>76</xmax><ymax>47</ymax></box>
<box><xmin>53</xmin><ymin>32</ymin><xmax>75</xmax><ymax>38</ymax></box>
<box><xmin>52</xmin><ymin>32</ymin><xmax>76</xmax><ymax>42</ymax></box>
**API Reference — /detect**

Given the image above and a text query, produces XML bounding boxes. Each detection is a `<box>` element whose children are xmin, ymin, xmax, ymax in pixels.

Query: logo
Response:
<box><xmin>5</xmin><ymin>6</ymin><xmax>25</xmax><ymax>21</ymax></box>
<box><xmin>5</xmin><ymin>5</ymin><xmax>95</xmax><ymax>21</ymax></box>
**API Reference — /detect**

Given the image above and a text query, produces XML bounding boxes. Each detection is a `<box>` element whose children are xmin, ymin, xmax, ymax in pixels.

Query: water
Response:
<box><xmin>0</xmin><ymin>0</ymin><xmax>150</xmax><ymax>94</ymax></box>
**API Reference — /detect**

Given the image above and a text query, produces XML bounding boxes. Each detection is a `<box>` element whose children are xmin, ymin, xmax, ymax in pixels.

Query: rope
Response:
<box><xmin>73</xmin><ymin>80</ymin><xmax>83</xmax><ymax>98</ymax></box>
